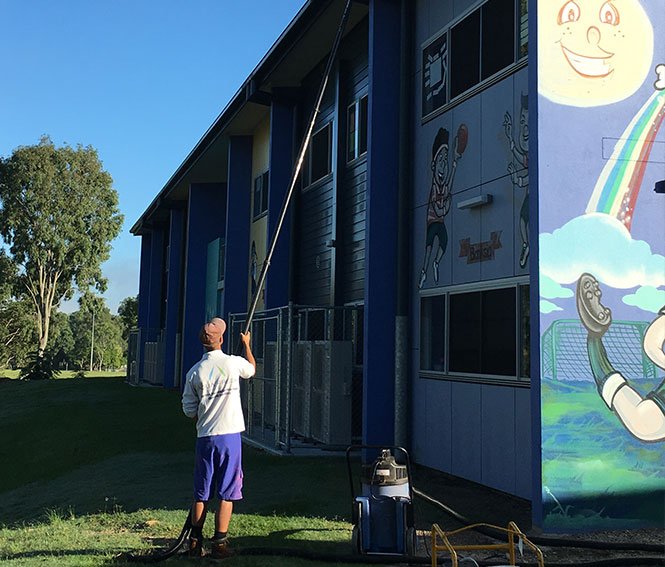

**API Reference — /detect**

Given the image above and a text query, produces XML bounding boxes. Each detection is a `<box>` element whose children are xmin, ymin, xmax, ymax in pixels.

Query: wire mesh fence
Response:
<box><xmin>229</xmin><ymin>303</ymin><xmax>364</xmax><ymax>453</ymax></box>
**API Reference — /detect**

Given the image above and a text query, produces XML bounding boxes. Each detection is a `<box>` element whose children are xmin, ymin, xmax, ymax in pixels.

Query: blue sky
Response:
<box><xmin>0</xmin><ymin>0</ymin><xmax>305</xmax><ymax>314</ymax></box>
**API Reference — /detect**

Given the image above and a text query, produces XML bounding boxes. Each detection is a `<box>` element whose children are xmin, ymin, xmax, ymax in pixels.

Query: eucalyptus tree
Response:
<box><xmin>0</xmin><ymin>137</ymin><xmax>123</xmax><ymax>354</ymax></box>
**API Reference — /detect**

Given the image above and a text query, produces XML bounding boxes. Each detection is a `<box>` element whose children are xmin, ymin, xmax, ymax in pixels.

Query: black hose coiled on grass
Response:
<box><xmin>413</xmin><ymin>487</ymin><xmax>665</xmax><ymax>554</ymax></box>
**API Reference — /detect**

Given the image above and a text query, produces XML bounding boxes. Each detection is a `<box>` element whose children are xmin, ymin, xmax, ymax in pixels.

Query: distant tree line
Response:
<box><xmin>0</xmin><ymin>293</ymin><xmax>137</xmax><ymax>372</ymax></box>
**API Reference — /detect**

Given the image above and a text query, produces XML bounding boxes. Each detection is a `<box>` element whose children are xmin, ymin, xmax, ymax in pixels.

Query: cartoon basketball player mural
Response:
<box><xmin>577</xmin><ymin>273</ymin><xmax>665</xmax><ymax>442</ymax></box>
<box><xmin>503</xmin><ymin>93</ymin><xmax>529</xmax><ymax>268</ymax></box>
<box><xmin>418</xmin><ymin>125</ymin><xmax>467</xmax><ymax>289</ymax></box>
<box><xmin>538</xmin><ymin>0</ymin><xmax>654</xmax><ymax>107</ymax></box>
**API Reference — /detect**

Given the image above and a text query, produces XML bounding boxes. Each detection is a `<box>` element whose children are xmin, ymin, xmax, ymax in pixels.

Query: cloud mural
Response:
<box><xmin>540</xmin><ymin>213</ymin><xmax>665</xmax><ymax>289</ymax></box>
<box><xmin>540</xmin><ymin>299</ymin><xmax>563</xmax><ymax>314</ymax></box>
<box><xmin>622</xmin><ymin>285</ymin><xmax>665</xmax><ymax>313</ymax></box>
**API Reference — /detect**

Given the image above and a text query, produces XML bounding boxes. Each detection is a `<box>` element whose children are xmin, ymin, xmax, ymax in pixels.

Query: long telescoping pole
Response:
<box><xmin>241</xmin><ymin>0</ymin><xmax>353</xmax><ymax>337</ymax></box>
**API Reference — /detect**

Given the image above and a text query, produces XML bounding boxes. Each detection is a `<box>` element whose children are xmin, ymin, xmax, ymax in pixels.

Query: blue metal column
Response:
<box><xmin>181</xmin><ymin>183</ymin><xmax>226</xmax><ymax>379</ymax></box>
<box><xmin>145</xmin><ymin>227</ymin><xmax>165</xmax><ymax>342</ymax></box>
<box><xmin>137</xmin><ymin>232</ymin><xmax>152</xmax><ymax>381</ymax></box>
<box><xmin>224</xmin><ymin>136</ymin><xmax>253</xmax><ymax>320</ymax></box>
<box><xmin>363</xmin><ymin>0</ymin><xmax>401</xmax><ymax>445</ymax></box>
<box><xmin>266</xmin><ymin>99</ymin><xmax>295</xmax><ymax>308</ymax></box>
<box><xmin>163</xmin><ymin>207</ymin><xmax>185</xmax><ymax>389</ymax></box>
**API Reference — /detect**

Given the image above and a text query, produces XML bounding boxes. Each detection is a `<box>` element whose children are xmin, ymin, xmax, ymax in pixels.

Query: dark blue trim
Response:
<box><xmin>145</xmin><ymin>228</ymin><xmax>165</xmax><ymax>342</ymax></box>
<box><xmin>362</xmin><ymin>0</ymin><xmax>401</xmax><ymax>446</ymax></box>
<box><xmin>137</xmin><ymin>233</ymin><xmax>152</xmax><ymax>381</ymax></box>
<box><xmin>224</xmin><ymin>137</ymin><xmax>253</xmax><ymax>320</ymax></box>
<box><xmin>163</xmin><ymin>208</ymin><xmax>185</xmax><ymax>389</ymax></box>
<box><xmin>266</xmin><ymin>100</ymin><xmax>295</xmax><ymax>308</ymax></box>
<box><xmin>527</xmin><ymin>0</ymin><xmax>542</xmax><ymax>529</ymax></box>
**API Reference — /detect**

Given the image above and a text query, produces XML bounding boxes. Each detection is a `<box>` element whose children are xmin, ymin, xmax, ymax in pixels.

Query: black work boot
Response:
<box><xmin>210</xmin><ymin>536</ymin><xmax>233</xmax><ymax>559</ymax></box>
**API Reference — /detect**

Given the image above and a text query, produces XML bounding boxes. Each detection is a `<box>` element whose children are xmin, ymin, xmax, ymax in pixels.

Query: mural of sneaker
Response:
<box><xmin>418</xmin><ymin>269</ymin><xmax>426</xmax><ymax>289</ymax></box>
<box><xmin>576</xmin><ymin>273</ymin><xmax>612</xmax><ymax>336</ymax></box>
<box><xmin>433</xmin><ymin>259</ymin><xmax>439</xmax><ymax>283</ymax></box>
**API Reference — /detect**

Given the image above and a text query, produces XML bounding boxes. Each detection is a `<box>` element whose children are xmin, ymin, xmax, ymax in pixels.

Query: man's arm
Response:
<box><xmin>240</xmin><ymin>332</ymin><xmax>256</xmax><ymax>375</ymax></box>
<box><xmin>181</xmin><ymin>372</ymin><xmax>199</xmax><ymax>419</ymax></box>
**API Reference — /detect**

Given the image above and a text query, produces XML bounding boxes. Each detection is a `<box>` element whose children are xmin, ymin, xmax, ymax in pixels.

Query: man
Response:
<box><xmin>182</xmin><ymin>317</ymin><xmax>256</xmax><ymax>557</ymax></box>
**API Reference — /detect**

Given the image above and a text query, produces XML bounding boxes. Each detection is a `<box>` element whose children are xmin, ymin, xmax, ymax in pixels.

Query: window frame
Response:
<box><xmin>346</xmin><ymin>94</ymin><xmax>368</xmax><ymax>164</ymax></box>
<box><xmin>252</xmin><ymin>170</ymin><xmax>269</xmax><ymax>220</ymax></box>
<box><xmin>421</xmin><ymin>0</ymin><xmax>528</xmax><ymax>122</ymax></box>
<box><xmin>302</xmin><ymin>121</ymin><xmax>333</xmax><ymax>190</ymax></box>
<box><xmin>419</xmin><ymin>277</ymin><xmax>530</xmax><ymax>385</ymax></box>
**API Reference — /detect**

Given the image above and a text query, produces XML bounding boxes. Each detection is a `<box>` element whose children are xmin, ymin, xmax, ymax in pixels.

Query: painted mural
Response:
<box><xmin>504</xmin><ymin>94</ymin><xmax>530</xmax><ymax>268</ymax></box>
<box><xmin>537</xmin><ymin>0</ymin><xmax>665</xmax><ymax>529</ymax></box>
<box><xmin>418</xmin><ymin>124</ymin><xmax>468</xmax><ymax>289</ymax></box>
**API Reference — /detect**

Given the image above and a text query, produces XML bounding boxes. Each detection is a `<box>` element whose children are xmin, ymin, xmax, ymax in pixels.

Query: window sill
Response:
<box><xmin>419</xmin><ymin>370</ymin><xmax>530</xmax><ymax>388</ymax></box>
<box><xmin>302</xmin><ymin>172</ymin><xmax>334</xmax><ymax>193</ymax></box>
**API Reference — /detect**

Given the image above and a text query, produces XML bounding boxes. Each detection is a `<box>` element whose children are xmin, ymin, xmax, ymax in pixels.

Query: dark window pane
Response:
<box><xmin>481</xmin><ymin>288</ymin><xmax>516</xmax><ymax>376</ymax></box>
<box><xmin>311</xmin><ymin>124</ymin><xmax>331</xmax><ymax>183</ymax></box>
<box><xmin>481</xmin><ymin>0</ymin><xmax>515</xmax><ymax>80</ymax></box>
<box><xmin>347</xmin><ymin>103</ymin><xmax>357</xmax><ymax>162</ymax></box>
<box><xmin>359</xmin><ymin>96</ymin><xmax>368</xmax><ymax>155</ymax></box>
<box><xmin>420</xmin><ymin>295</ymin><xmax>446</xmax><ymax>371</ymax></box>
<box><xmin>520</xmin><ymin>284</ymin><xmax>530</xmax><ymax>378</ymax></box>
<box><xmin>449</xmin><ymin>291</ymin><xmax>481</xmax><ymax>373</ymax></box>
<box><xmin>450</xmin><ymin>9</ymin><xmax>480</xmax><ymax>99</ymax></box>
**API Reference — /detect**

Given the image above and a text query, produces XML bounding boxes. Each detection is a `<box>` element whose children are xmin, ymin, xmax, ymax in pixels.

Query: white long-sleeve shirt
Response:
<box><xmin>182</xmin><ymin>349</ymin><xmax>255</xmax><ymax>437</ymax></box>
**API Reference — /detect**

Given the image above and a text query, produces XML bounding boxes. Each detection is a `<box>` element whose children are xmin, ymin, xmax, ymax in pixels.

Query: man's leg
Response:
<box><xmin>216</xmin><ymin>500</ymin><xmax>233</xmax><ymax>534</ymax></box>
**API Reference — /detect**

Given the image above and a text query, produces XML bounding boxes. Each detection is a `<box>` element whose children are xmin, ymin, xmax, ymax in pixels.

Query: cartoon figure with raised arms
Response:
<box><xmin>538</xmin><ymin>0</ymin><xmax>654</xmax><ymax>106</ymax></box>
<box><xmin>504</xmin><ymin>93</ymin><xmax>529</xmax><ymax>268</ymax></box>
<box><xmin>577</xmin><ymin>273</ymin><xmax>665</xmax><ymax>442</ymax></box>
<box><xmin>418</xmin><ymin>125</ymin><xmax>467</xmax><ymax>289</ymax></box>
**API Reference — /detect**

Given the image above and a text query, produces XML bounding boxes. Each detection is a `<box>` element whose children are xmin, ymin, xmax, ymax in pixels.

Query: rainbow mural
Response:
<box><xmin>587</xmin><ymin>90</ymin><xmax>665</xmax><ymax>230</ymax></box>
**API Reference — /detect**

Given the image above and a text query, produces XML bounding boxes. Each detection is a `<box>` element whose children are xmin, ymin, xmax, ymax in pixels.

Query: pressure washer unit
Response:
<box><xmin>346</xmin><ymin>445</ymin><xmax>416</xmax><ymax>556</ymax></box>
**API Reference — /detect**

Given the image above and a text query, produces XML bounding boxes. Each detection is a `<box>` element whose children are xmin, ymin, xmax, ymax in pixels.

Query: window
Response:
<box><xmin>347</xmin><ymin>95</ymin><xmax>368</xmax><ymax>162</ymax></box>
<box><xmin>253</xmin><ymin>171</ymin><xmax>269</xmax><ymax>219</ymax></box>
<box><xmin>421</xmin><ymin>295</ymin><xmax>446</xmax><ymax>371</ymax></box>
<box><xmin>420</xmin><ymin>283</ymin><xmax>530</xmax><ymax>381</ymax></box>
<box><xmin>450</xmin><ymin>9</ymin><xmax>480</xmax><ymax>99</ymax></box>
<box><xmin>422</xmin><ymin>0</ymin><xmax>528</xmax><ymax>118</ymax></box>
<box><xmin>302</xmin><ymin>122</ymin><xmax>332</xmax><ymax>188</ymax></box>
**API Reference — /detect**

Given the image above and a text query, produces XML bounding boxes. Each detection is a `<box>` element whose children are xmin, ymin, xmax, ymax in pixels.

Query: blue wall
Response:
<box><xmin>224</xmin><ymin>136</ymin><xmax>253</xmax><ymax>321</ymax></box>
<box><xmin>163</xmin><ymin>207</ymin><xmax>185</xmax><ymax>388</ymax></box>
<box><xmin>181</xmin><ymin>182</ymin><xmax>227</xmax><ymax>378</ymax></box>
<box><xmin>266</xmin><ymin>99</ymin><xmax>295</xmax><ymax>308</ymax></box>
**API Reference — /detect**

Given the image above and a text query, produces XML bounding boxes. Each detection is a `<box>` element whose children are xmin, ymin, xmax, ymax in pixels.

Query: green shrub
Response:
<box><xmin>19</xmin><ymin>350</ymin><xmax>61</xmax><ymax>380</ymax></box>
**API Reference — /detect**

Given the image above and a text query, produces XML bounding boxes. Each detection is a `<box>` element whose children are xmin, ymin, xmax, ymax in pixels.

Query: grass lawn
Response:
<box><xmin>0</xmin><ymin>376</ymin><xmax>367</xmax><ymax>566</ymax></box>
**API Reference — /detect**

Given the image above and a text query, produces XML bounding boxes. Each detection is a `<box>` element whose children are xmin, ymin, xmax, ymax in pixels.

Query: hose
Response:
<box><xmin>119</xmin><ymin>511</ymin><xmax>191</xmax><ymax>563</ymax></box>
<box><xmin>413</xmin><ymin>487</ymin><xmax>664</xmax><ymax>554</ymax></box>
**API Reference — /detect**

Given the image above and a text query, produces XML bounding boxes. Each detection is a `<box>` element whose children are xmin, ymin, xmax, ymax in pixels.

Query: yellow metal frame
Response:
<box><xmin>430</xmin><ymin>521</ymin><xmax>544</xmax><ymax>567</ymax></box>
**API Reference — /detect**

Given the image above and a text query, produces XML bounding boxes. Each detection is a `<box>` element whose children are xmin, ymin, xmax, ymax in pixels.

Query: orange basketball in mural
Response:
<box><xmin>456</xmin><ymin>123</ymin><xmax>468</xmax><ymax>155</ymax></box>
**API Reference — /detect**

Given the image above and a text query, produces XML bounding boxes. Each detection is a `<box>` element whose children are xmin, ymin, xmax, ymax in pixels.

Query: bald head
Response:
<box><xmin>199</xmin><ymin>317</ymin><xmax>227</xmax><ymax>350</ymax></box>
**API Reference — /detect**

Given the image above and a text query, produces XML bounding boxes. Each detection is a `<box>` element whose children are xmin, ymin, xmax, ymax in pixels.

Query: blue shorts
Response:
<box><xmin>193</xmin><ymin>433</ymin><xmax>243</xmax><ymax>502</ymax></box>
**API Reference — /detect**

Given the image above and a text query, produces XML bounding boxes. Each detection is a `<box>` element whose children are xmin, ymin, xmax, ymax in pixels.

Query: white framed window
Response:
<box><xmin>420</xmin><ymin>279</ymin><xmax>530</xmax><ymax>382</ymax></box>
<box><xmin>347</xmin><ymin>95</ymin><xmax>368</xmax><ymax>163</ymax></box>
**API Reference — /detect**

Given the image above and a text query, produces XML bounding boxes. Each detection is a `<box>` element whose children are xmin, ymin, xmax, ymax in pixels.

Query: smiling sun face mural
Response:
<box><xmin>539</xmin><ymin>0</ymin><xmax>654</xmax><ymax>106</ymax></box>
